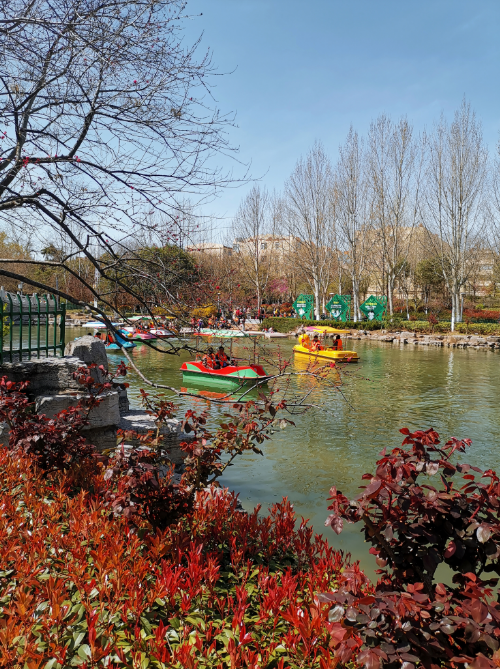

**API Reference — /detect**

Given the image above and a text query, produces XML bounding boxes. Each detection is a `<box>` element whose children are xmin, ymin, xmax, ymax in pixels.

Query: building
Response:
<box><xmin>186</xmin><ymin>243</ymin><xmax>233</xmax><ymax>257</ymax></box>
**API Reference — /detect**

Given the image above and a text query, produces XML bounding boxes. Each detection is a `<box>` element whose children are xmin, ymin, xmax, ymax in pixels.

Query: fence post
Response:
<box><xmin>28</xmin><ymin>293</ymin><xmax>32</xmax><ymax>360</ymax></box>
<box><xmin>7</xmin><ymin>293</ymin><xmax>14</xmax><ymax>361</ymax></box>
<box><xmin>60</xmin><ymin>302</ymin><xmax>66</xmax><ymax>355</ymax></box>
<box><xmin>35</xmin><ymin>293</ymin><xmax>41</xmax><ymax>357</ymax></box>
<box><xmin>52</xmin><ymin>295</ymin><xmax>57</xmax><ymax>356</ymax></box>
<box><xmin>17</xmin><ymin>293</ymin><xmax>23</xmax><ymax>360</ymax></box>
<box><xmin>45</xmin><ymin>294</ymin><xmax>49</xmax><ymax>358</ymax></box>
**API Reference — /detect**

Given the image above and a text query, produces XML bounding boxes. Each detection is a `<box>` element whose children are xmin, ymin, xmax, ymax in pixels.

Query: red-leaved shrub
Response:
<box><xmin>0</xmin><ymin>369</ymin><xmax>359</xmax><ymax>667</ymax></box>
<box><xmin>324</xmin><ymin>428</ymin><xmax>500</xmax><ymax>669</ymax></box>
<box><xmin>0</xmin><ymin>448</ymin><xmax>354</xmax><ymax>668</ymax></box>
<box><xmin>463</xmin><ymin>309</ymin><xmax>500</xmax><ymax>323</ymax></box>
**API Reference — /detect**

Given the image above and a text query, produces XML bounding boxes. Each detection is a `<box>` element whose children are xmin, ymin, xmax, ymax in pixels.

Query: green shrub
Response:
<box><xmin>260</xmin><ymin>317</ymin><xmax>500</xmax><ymax>336</ymax></box>
<box><xmin>455</xmin><ymin>322</ymin><xmax>500</xmax><ymax>335</ymax></box>
<box><xmin>261</xmin><ymin>317</ymin><xmax>384</xmax><ymax>333</ymax></box>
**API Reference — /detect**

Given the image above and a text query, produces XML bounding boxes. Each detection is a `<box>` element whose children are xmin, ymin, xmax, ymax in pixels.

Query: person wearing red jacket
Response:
<box><xmin>202</xmin><ymin>347</ymin><xmax>216</xmax><ymax>369</ymax></box>
<box><xmin>216</xmin><ymin>346</ymin><xmax>230</xmax><ymax>368</ymax></box>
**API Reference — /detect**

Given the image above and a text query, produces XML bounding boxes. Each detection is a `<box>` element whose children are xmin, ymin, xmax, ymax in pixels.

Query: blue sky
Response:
<box><xmin>183</xmin><ymin>0</ymin><xmax>500</xmax><ymax>232</ymax></box>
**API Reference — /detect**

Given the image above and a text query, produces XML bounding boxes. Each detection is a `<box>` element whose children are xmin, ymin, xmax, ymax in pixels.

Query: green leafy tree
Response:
<box><xmin>105</xmin><ymin>244</ymin><xmax>199</xmax><ymax>312</ymax></box>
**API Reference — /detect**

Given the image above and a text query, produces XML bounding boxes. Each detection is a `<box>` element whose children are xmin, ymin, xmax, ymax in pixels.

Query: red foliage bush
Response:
<box><xmin>0</xmin><ymin>369</ymin><xmax>357</xmax><ymax>667</ymax></box>
<box><xmin>0</xmin><ymin>374</ymin><xmax>95</xmax><ymax>473</ymax></box>
<box><xmin>0</xmin><ymin>448</ymin><xmax>353</xmax><ymax>668</ymax></box>
<box><xmin>324</xmin><ymin>428</ymin><xmax>500</xmax><ymax>669</ymax></box>
<box><xmin>463</xmin><ymin>309</ymin><xmax>500</xmax><ymax>323</ymax></box>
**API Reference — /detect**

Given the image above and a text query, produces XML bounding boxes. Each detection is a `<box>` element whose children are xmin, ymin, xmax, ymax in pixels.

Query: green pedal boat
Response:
<box><xmin>180</xmin><ymin>360</ymin><xmax>270</xmax><ymax>389</ymax></box>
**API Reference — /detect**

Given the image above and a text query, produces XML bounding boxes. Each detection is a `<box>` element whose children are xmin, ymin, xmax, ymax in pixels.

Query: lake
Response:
<box><xmin>71</xmin><ymin>330</ymin><xmax>500</xmax><ymax>575</ymax></box>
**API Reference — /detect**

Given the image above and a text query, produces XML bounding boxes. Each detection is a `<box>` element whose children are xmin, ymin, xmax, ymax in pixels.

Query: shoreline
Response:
<box><xmin>343</xmin><ymin>330</ymin><xmax>500</xmax><ymax>351</ymax></box>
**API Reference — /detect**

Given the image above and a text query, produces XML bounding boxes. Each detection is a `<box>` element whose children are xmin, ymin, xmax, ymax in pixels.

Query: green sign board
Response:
<box><xmin>326</xmin><ymin>294</ymin><xmax>351</xmax><ymax>321</ymax></box>
<box><xmin>292</xmin><ymin>294</ymin><xmax>314</xmax><ymax>319</ymax></box>
<box><xmin>360</xmin><ymin>295</ymin><xmax>387</xmax><ymax>321</ymax></box>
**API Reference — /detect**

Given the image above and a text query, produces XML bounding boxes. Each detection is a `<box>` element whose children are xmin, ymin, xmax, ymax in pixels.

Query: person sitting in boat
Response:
<box><xmin>311</xmin><ymin>335</ymin><xmax>322</xmax><ymax>351</ymax></box>
<box><xmin>202</xmin><ymin>347</ymin><xmax>216</xmax><ymax>369</ymax></box>
<box><xmin>216</xmin><ymin>346</ymin><xmax>230</xmax><ymax>368</ymax></box>
<box><xmin>331</xmin><ymin>335</ymin><xmax>343</xmax><ymax>350</ymax></box>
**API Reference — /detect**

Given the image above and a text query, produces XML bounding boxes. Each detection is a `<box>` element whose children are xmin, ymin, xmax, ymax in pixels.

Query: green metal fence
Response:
<box><xmin>0</xmin><ymin>290</ymin><xmax>66</xmax><ymax>364</ymax></box>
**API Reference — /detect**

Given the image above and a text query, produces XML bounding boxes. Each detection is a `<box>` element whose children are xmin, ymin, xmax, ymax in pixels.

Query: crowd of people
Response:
<box><xmin>189</xmin><ymin>305</ymin><xmax>300</xmax><ymax>331</ymax></box>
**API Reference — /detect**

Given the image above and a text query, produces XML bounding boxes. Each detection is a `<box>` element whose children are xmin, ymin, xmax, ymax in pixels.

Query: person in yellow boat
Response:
<box><xmin>310</xmin><ymin>335</ymin><xmax>322</xmax><ymax>352</ymax></box>
<box><xmin>298</xmin><ymin>333</ymin><xmax>310</xmax><ymax>348</ymax></box>
<box><xmin>331</xmin><ymin>335</ymin><xmax>343</xmax><ymax>351</ymax></box>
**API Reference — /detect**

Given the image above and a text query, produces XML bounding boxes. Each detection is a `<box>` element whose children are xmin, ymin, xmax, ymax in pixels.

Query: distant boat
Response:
<box><xmin>193</xmin><ymin>328</ymin><xmax>245</xmax><ymax>338</ymax></box>
<box><xmin>86</xmin><ymin>321</ymin><xmax>124</xmax><ymax>329</ymax></box>
<box><xmin>119</xmin><ymin>327</ymin><xmax>157</xmax><ymax>341</ymax></box>
<box><xmin>93</xmin><ymin>329</ymin><xmax>136</xmax><ymax>351</ymax></box>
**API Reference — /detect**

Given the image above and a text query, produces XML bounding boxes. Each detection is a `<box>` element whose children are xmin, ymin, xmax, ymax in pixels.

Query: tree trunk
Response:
<box><xmin>352</xmin><ymin>274</ymin><xmax>358</xmax><ymax>322</ymax></box>
<box><xmin>313</xmin><ymin>278</ymin><xmax>320</xmax><ymax>320</ymax></box>
<box><xmin>388</xmin><ymin>272</ymin><xmax>395</xmax><ymax>316</ymax></box>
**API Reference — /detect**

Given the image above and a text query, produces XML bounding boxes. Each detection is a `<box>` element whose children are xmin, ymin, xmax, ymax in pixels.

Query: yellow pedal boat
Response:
<box><xmin>293</xmin><ymin>344</ymin><xmax>359</xmax><ymax>362</ymax></box>
<box><xmin>293</xmin><ymin>334</ymin><xmax>359</xmax><ymax>362</ymax></box>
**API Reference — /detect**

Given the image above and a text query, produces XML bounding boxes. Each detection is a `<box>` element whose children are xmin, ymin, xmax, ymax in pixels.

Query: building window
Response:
<box><xmin>261</xmin><ymin>242</ymin><xmax>267</xmax><ymax>250</ymax></box>
<box><xmin>275</xmin><ymin>241</ymin><xmax>280</xmax><ymax>248</ymax></box>
<box><xmin>233</xmin><ymin>244</ymin><xmax>239</xmax><ymax>253</ymax></box>
<box><xmin>481</xmin><ymin>265</ymin><xmax>493</xmax><ymax>272</ymax></box>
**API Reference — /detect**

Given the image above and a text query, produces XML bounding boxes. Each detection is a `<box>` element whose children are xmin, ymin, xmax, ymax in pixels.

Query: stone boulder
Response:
<box><xmin>64</xmin><ymin>335</ymin><xmax>108</xmax><ymax>382</ymax></box>
<box><xmin>0</xmin><ymin>357</ymin><xmax>82</xmax><ymax>396</ymax></box>
<box><xmin>118</xmin><ymin>410</ymin><xmax>193</xmax><ymax>464</ymax></box>
<box><xmin>35</xmin><ymin>391</ymin><xmax>121</xmax><ymax>429</ymax></box>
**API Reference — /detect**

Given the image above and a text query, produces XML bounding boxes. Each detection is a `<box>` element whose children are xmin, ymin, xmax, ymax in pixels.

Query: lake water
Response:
<box><xmin>69</xmin><ymin>330</ymin><xmax>500</xmax><ymax>575</ymax></box>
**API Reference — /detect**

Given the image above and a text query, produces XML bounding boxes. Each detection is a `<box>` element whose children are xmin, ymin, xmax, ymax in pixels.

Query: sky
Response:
<box><xmin>182</xmin><ymin>0</ymin><xmax>500</xmax><ymax>236</ymax></box>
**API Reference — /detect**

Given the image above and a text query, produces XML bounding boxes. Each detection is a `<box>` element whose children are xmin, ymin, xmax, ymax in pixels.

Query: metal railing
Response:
<box><xmin>0</xmin><ymin>289</ymin><xmax>66</xmax><ymax>364</ymax></box>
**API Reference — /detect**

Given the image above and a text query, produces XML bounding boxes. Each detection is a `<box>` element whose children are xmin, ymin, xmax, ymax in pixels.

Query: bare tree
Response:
<box><xmin>0</xmin><ymin>0</ymin><xmax>238</xmax><ymax>319</ymax></box>
<box><xmin>333</xmin><ymin>127</ymin><xmax>369</xmax><ymax>322</ymax></box>
<box><xmin>284</xmin><ymin>142</ymin><xmax>335</xmax><ymax>319</ymax></box>
<box><xmin>232</xmin><ymin>186</ymin><xmax>279</xmax><ymax>312</ymax></box>
<box><xmin>366</xmin><ymin>115</ymin><xmax>422</xmax><ymax>315</ymax></box>
<box><xmin>424</xmin><ymin>100</ymin><xmax>488</xmax><ymax>329</ymax></box>
<box><xmin>488</xmin><ymin>139</ymin><xmax>500</xmax><ymax>257</ymax></box>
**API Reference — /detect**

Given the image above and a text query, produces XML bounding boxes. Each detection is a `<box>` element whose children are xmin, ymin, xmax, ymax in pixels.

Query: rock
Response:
<box><xmin>0</xmin><ymin>422</ymin><xmax>9</xmax><ymax>447</ymax></box>
<box><xmin>113</xmin><ymin>384</ymin><xmax>130</xmax><ymax>414</ymax></box>
<box><xmin>85</xmin><ymin>426</ymin><xmax>118</xmax><ymax>451</ymax></box>
<box><xmin>64</xmin><ymin>335</ymin><xmax>108</xmax><ymax>382</ymax></box>
<box><xmin>118</xmin><ymin>410</ymin><xmax>193</xmax><ymax>464</ymax></box>
<box><xmin>35</xmin><ymin>391</ymin><xmax>121</xmax><ymax>429</ymax></box>
<box><xmin>0</xmin><ymin>357</ymin><xmax>82</xmax><ymax>395</ymax></box>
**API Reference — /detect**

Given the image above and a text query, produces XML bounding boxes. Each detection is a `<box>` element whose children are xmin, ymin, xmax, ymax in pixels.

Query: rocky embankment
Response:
<box><xmin>345</xmin><ymin>330</ymin><xmax>500</xmax><ymax>351</ymax></box>
<box><xmin>0</xmin><ymin>336</ymin><xmax>192</xmax><ymax>457</ymax></box>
